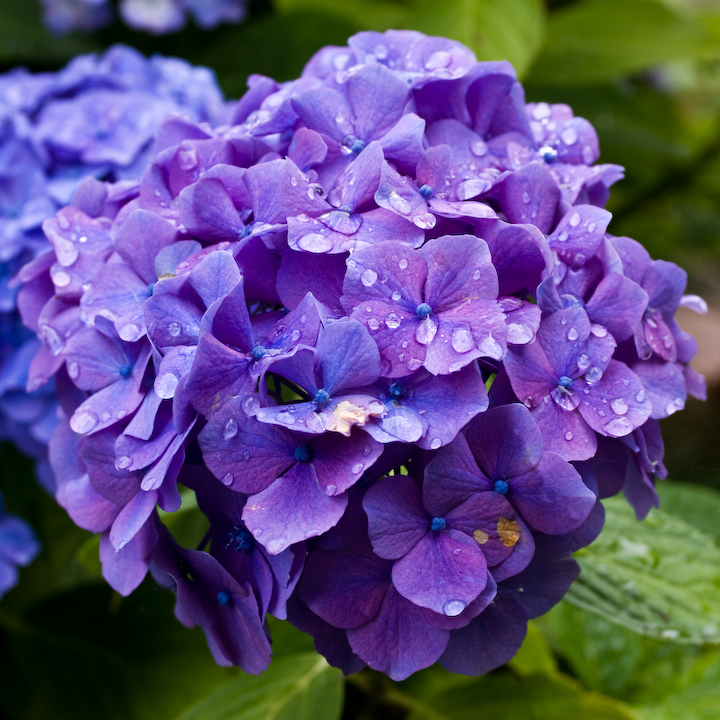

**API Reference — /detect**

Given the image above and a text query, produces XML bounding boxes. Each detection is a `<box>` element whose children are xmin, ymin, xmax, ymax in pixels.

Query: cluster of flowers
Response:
<box><xmin>17</xmin><ymin>30</ymin><xmax>705</xmax><ymax>679</ymax></box>
<box><xmin>0</xmin><ymin>491</ymin><xmax>40</xmax><ymax>599</ymax></box>
<box><xmin>39</xmin><ymin>0</ymin><xmax>247</xmax><ymax>35</ymax></box>
<box><xmin>0</xmin><ymin>45</ymin><xmax>227</xmax><ymax>594</ymax></box>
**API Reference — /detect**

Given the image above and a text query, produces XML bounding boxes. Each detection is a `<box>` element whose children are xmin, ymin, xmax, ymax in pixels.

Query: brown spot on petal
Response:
<box><xmin>324</xmin><ymin>400</ymin><xmax>385</xmax><ymax>436</ymax></box>
<box><xmin>473</xmin><ymin>529</ymin><xmax>489</xmax><ymax>545</ymax></box>
<box><xmin>497</xmin><ymin>517</ymin><xmax>521</xmax><ymax>547</ymax></box>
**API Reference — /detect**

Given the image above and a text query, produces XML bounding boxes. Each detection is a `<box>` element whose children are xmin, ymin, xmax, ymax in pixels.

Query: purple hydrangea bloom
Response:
<box><xmin>15</xmin><ymin>29</ymin><xmax>706</xmax><ymax>679</ymax></box>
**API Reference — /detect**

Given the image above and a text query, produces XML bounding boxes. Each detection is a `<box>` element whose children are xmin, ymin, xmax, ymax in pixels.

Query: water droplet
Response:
<box><xmin>635</xmin><ymin>390</ymin><xmax>646</xmax><ymax>403</ymax></box>
<box><xmin>398</xmin><ymin>258</ymin><xmax>408</xmax><ymax>270</ymax></box>
<box><xmin>290</xmin><ymin>176</ymin><xmax>297</xmax><ymax>186</ymax></box>
<box><xmin>452</xmin><ymin>548</ymin><xmax>461</xmax><ymax>556</ymax></box>
<box><xmin>586</xmin><ymin>366</ymin><xmax>603</xmax><ymax>384</ymax></box>
<box><xmin>222</xmin><ymin>472</ymin><xmax>234</xmax><ymax>486</ymax></box>
<box><xmin>561</xmin><ymin>126</ymin><xmax>578</xmax><ymax>146</ymax></box>
<box><xmin>168</xmin><ymin>322</ymin><xmax>181</xmax><ymax>337</ymax></box>
<box><xmin>477</xmin><ymin>334</ymin><xmax>503</xmax><ymax>360</ymax></box>
<box><xmin>117</xmin><ymin>455</ymin><xmax>132</xmax><ymax>470</ymax></box>
<box><xmin>391</xmin><ymin>290</ymin><xmax>402</xmax><ymax>302</ymax></box>
<box><xmin>223</xmin><ymin>418</ymin><xmax>238</xmax><ymax>440</ymax></box>
<box><xmin>57</xmin><ymin>215</ymin><xmax>70</xmax><ymax>230</ymax></box>
<box><xmin>564</xmin><ymin>431</ymin><xmax>573</xmax><ymax>441</ymax></box>
<box><xmin>352</xmin><ymin>463</ymin><xmax>363</xmax><ymax>474</ymax></box>
<box><xmin>368</xmin><ymin>318</ymin><xmax>380</xmax><ymax>330</ymax></box>
<box><xmin>588</xmin><ymin>222</ymin><xmax>596</xmax><ymax>233</ymax></box>
<box><xmin>471</xmin><ymin>140</ymin><xmax>487</xmax><ymax>156</ymax></box>
<box><xmin>523</xmin><ymin>395</ymin><xmax>534</xmax><ymax>407</ymax></box>
<box><xmin>425</xmin><ymin>50</ymin><xmax>452</xmax><ymax>70</ymax></box>
<box><xmin>155</xmin><ymin>373</ymin><xmax>178</xmax><ymax>399</ymax></box>
<box><xmin>177</xmin><ymin>147</ymin><xmax>198</xmax><ymax>171</ymax></box>
<box><xmin>569</xmin><ymin>212</ymin><xmax>581</xmax><ymax>227</ymax></box>
<box><xmin>430</xmin><ymin>438</ymin><xmax>442</xmax><ymax>450</ymax></box>
<box><xmin>522</xmin><ymin>191</ymin><xmax>530</xmax><ymax>204</ymax></box>
<box><xmin>53</xmin><ymin>271</ymin><xmax>71</xmax><ymax>288</ymax></box>
<box><xmin>610</xmin><ymin>399</ymin><xmax>628</xmax><ymax>415</ymax></box>
<box><xmin>577</xmin><ymin>354</ymin><xmax>590</xmax><ymax>371</ymax></box>
<box><xmin>67</xmin><ymin>361</ymin><xmax>79</xmax><ymax>379</ymax></box>
<box><xmin>298</xmin><ymin>233</ymin><xmax>333</xmax><ymax>253</ymax></box>
<box><xmin>556</xmin><ymin>230</ymin><xmax>569</xmax><ymax>243</ymax></box>
<box><xmin>413</xmin><ymin>212</ymin><xmax>436</xmax><ymax>229</ymax></box>
<box><xmin>472</xmin><ymin>269</ymin><xmax>481</xmax><ymax>280</ymax></box>
<box><xmin>457</xmin><ymin>178</ymin><xmax>486</xmax><ymax>200</ymax></box>
<box><xmin>71</xmin><ymin>411</ymin><xmax>98</xmax><ymax>434</ymax></box>
<box><xmin>443</xmin><ymin>600</ymin><xmax>466</xmax><ymax>617</ymax></box>
<box><xmin>385</xmin><ymin>312</ymin><xmax>402</xmax><ymax>329</ymax></box>
<box><xmin>567</xmin><ymin>327</ymin><xmax>579</xmax><ymax>341</ymax></box>
<box><xmin>451</xmin><ymin>326</ymin><xmax>474</xmax><ymax>353</ymax></box>
<box><xmin>387</xmin><ymin>190</ymin><xmax>412</xmax><ymax>215</ymax></box>
<box><xmin>590</xmin><ymin>324</ymin><xmax>608</xmax><ymax>337</ymax></box>
<box><xmin>119</xmin><ymin>324</ymin><xmax>142</xmax><ymax>342</ymax></box>
<box><xmin>361</xmin><ymin>269</ymin><xmax>378</xmax><ymax>287</ymax></box>
<box><xmin>603</xmin><ymin>417</ymin><xmax>632</xmax><ymax>437</ymax></box>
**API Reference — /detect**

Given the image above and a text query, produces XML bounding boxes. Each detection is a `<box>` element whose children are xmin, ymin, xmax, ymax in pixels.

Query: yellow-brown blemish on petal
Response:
<box><xmin>497</xmin><ymin>517</ymin><xmax>521</xmax><ymax>547</ymax></box>
<box><xmin>324</xmin><ymin>400</ymin><xmax>385</xmax><ymax>436</ymax></box>
<box><xmin>473</xmin><ymin>529</ymin><xmax>489</xmax><ymax>545</ymax></box>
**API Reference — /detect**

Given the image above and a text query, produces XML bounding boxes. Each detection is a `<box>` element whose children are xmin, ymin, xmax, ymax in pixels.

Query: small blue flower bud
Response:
<box><xmin>314</xmin><ymin>388</ymin><xmax>331</xmax><ymax>407</ymax></box>
<box><xmin>251</xmin><ymin>346</ymin><xmax>266</xmax><ymax>360</ymax></box>
<box><xmin>431</xmin><ymin>517</ymin><xmax>446</xmax><ymax>531</ymax></box>
<box><xmin>294</xmin><ymin>446</ymin><xmax>312</xmax><ymax>463</ymax></box>
<box><xmin>419</xmin><ymin>184</ymin><xmax>433</xmax><ymax>198</ymax></box>
<box><xmin>388</xmin><ymin>382</ymin><xmax>404</xmax><ymax>398</ymax></box>
<box><xmin>416</xmin><ymin>303</ymin><xmax>432</xmax><ymax>319</ymax></box>
<box><xmin>494</xmin><ymin>480</ymin><xmax>509</xmax><ymax>495</ymax></box>
<box><xmin>558</xmin><ymin>375</ymin><xmax>573</xmax><ymax>390</ymax></box>
<box><xmin>217</xmin><ymin>590</ymin><xmax>233</xmax><ymax>606</ymax></box>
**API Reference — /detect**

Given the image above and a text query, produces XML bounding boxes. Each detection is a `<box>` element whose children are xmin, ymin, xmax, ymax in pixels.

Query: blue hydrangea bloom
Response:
<box><xmin>14</xmin><ymin>30</ymin><xmax>706</xmax><ymax>678</ymax></box>
<box><xmin>0</xmin><ymin>491</ymin><xmax>41</xmax><ymax>598</ymax></box>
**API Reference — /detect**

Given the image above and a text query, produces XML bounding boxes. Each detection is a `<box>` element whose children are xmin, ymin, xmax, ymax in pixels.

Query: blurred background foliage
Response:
<box><xmin>1</xmin><ymin>0</ymin><xmax>720</xmax><ymax>717</ymax></box>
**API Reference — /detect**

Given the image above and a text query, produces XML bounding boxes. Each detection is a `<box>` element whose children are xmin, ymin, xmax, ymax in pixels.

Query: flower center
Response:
<box><xmin>314</xmin><ymin>388</ymin><xmax>331</xmax><ymax>407</ymax></box>
<box><xmin>419</xmin><ymin>184</ymin><xmax>433</xmax><ymax>198</ymax></box>
<box><xmin>294</xmin><ymin>446</ymin><xmax>312</xmax><ymax>463</ymax></box>
<box><xmin>431</xmin><ymin>517</ymin><xmax>446</xmax><ymax>531</ymax></box>
<box><xmin>251</xmin><ymin>346</ymin><xmax>266</xmax><ymax>360</ymax></box>
<box><xmin>494</xmin><ymin>480</ymin><xmax>509</xmax><ymax>495</ymax></box>
<box><xmin>388</xmin><ymin>382</ymin><xmax>404</xmax><ymax>399</ymax></box>
<box><xmin>539</xmin><ymin>145</ymin><xmax>557</xmax><ymax>162</ymax></box>
<box><xmin>217</xmin><ymin>590</ymin><xmax>233</xmax><ymax>606</ymax></box>
<box><xmin>341</xmin><ymin>135</ymin><xmax>366</xmax><ymax>154</ymax></box>
<box><xmin>416</xmin><ymin>303</ymin><xmax>432</xmax><ymax>319</ymax></box>
<box><xmin>557</xmin><ymin>375</ymin><xmax>573</xmax><ymax>391</ymax></box>
<box><xmin>227</xmin><ymin>526</ymin><xmax>254</xmax><ymax>552</ymax></box>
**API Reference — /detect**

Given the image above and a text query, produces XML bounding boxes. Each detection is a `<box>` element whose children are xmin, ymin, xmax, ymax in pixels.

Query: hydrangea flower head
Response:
<box><xmin>18</xmin><ymin>30</ymin><xmax>706</xmax><ymax>678</ymax></box>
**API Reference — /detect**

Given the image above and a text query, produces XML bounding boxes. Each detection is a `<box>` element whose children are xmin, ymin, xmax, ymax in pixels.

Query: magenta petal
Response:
<box><xmin>347</xmin><ymin>586</ymin><xmax>450</xmax><ymax>681</ymax></box>
<box><xmin>392</xmin><ymin>529</ymin><xmax>488</xmax><ymax>615</ymax></box>
<box><xmin>243</xmin><ymin>463</ymin><xmax>348</xmax><ymax>554</ymax></box>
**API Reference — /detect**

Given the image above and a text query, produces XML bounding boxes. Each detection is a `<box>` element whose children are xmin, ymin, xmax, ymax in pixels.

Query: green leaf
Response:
<box><xmin>175</xmin><ymin>652</ymin><xmax>344</xmax><ymax>720</ymax></box>
<box><xmin>639</xmin><ymin>648</ymin><xmax>720</xmax><ymax>719</ymax></box>
<box><xmin>536</xmin><ymin>601</ymin><xmax>703</xmax><ymax>702</ymax></box>
<box><xmin>508</xmin><ymin>621</ymin><xmax>557</xmax><ymax>677</ymax></box>
<box><xmin>656</xmin><ymin>481</ymin><xmax>720</xmax><ymax>545</ymax></box>
<box><xmin>0</xmin><ymin>583</ymin><xmax>234</xmax><ymax>720</ymax></box>
<box><xmin>565</xmin><ymin>496</ymin><xmax>720</xmax><ymax>645</ymax></box>
<box><xmin>528</xmin><ymin>0</ymin><xmax>720</xmax><ymax>85</ymax></box>
<box><xmin>272</xmin><ymin>0</ymin><xmax>546</xmax><ymax>78</ymax></box>
<box><xmin>403</xmin><ymin>671</ymin><xmax>641</xmax><ymax>720</ymax></box>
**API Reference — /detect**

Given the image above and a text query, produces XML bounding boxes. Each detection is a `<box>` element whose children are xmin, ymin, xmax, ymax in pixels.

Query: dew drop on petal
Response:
<box><xmin>586</xmin><ymin>366</ymin><xmax>603</xmax><ymax>384</ymax></box>
<box><xmin>443</xmin><ymin>600</ymin><xmax>466</xmax><ymax>617</ymax></box>
<box><xmin>577</xmin><ymin>354</ymin><xmax>590</xmax><ymax>371</ymax></box>
<box><xmin>117</xmin><ymin>456</ymin><xmax>132</xmax><ymax>470</ymax></box>
<box><xmin>222</xmin><ymin>472</ymin><xmax>234</xmax><ymax>486</ymax></box>
<box><xmin>588</xmin><ymin>222</ymin><xmax>596</xmax><ymax>233</ymax></box>
<box><xmin>429</xmin><ymin>437</ymin><xmax>442</xmax><ymax>450</ymax></box>
<box><xmin>223</xmin><ymin>418</ymin><xmax>238</xmax><ymax>440</ymax></box>
<box><xmin>472</xmin><ymin>269</ymin><xmax>481</xmax><ymax>280</ymax></box>
<box><xmin>361</xmin><ymin>268</ymin><xmax>378</xmax><ymax>287</ymax></box>
<box><xmin>603</xmin><ymin>417</ymin><xmax>632</xmax><ymax>437</ymax></box>
<box><xmin>385</xmin><ymin>312</ymin><xmax>402</xmax><ymax>329</ymax></box>
<box><xmin>569</xmin><ymin>212</ymin><xmax>581</xmax><ymax>227</ymax></box>
<box><xmin>387</xmin><ymin>190</ymin><xmax>412</xmax><ymax>215</ymax></box>
<box><xmin>413</xmin><ymin>212</ymin><xmax>436</xmax><ymax>230</ymax></box>
<box><xmin>567</xmin><ymin>327</ymin><xmax>579</xmax><ymax>341</ymax></box>
<box><xmin>298</xmin><ymin>233</ymin><xmax>334</xmax><ymax>253</ymax></box>
<box><xmin>398</xmin><ymin>258</ymin><xmax>408</xmax><ymax>270</ymax></box>
<box><xmin>477</xmin><ymin>334</ymin><xmax>503</xmax><ymax>359</ymax></box>
<box><xmin>610</xmin><ymin>399</ymin><xmax>628</xmax><ymax>415</ymax></box>
<box><xmin>168</xmin><ymin>322</ymin><xmax>181</xmax><ymax>337</ymax></box>
<box><xmin>522</xmin><ymin>191</ymin><xmax>530</xmax><ymax>204</ymax></box>
<box><xmin>451</xmin><ymin>326</ymin><xmax>474</xmax><ymax>353</ymax></box>
<box><xmin>67</xmin><ymin>361</ymin><xmax>79</xmax><ymax>379</ymax></box>
<box><xmin>53</xmin><ymin>271</ymin><xmax>71</xmax><ymax>288</ymax></box>
<box><xmin>368</xmin><ymin>318</ymin><xmax>380</xmax><ymax>330</ymax></box>
<box><xmin>391</xmin><ymin>290</ymin><xmax>402</xmax><ymax>301</ymax></box>
<box><xmin>326</xmin><ymin>484</ymin><xmax>337</xmax><ymax>495</ymax></box>
<box><xmin>590</xmin><ymin>323</ymin><xmax>607</xmax><ymax>337</ymax></box>
<box><xmin>71</xmin><ymin>411</ymin><xmax>98</xmax><ymax>434</ymax></box>
<box><xmin>352</xmin><ymin>463</ymin><xmax>363</xmax><ymax>474</ymax></box>
<box><xmin>635</xmin><ymin>389</ymin><xmax>646</xmax><ymax>403</ymax></box>
<box><xmin>561</xmin><ymin>127</ymin><xmax>578</xmax><ymax>146</ymax></box>
<box><xmin>471</xmin><ymin>140</ymin><xmax>487</xmax><ymax>157</ymax></box>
